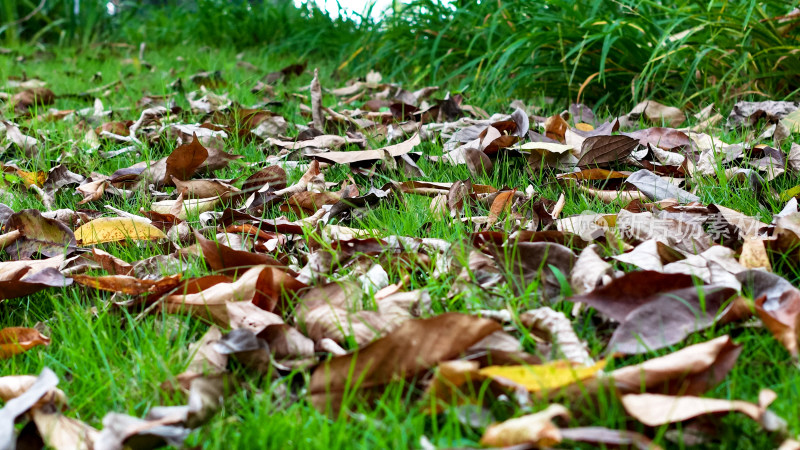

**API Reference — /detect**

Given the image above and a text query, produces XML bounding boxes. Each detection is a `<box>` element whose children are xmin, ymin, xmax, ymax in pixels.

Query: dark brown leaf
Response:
<box><xmin>569</xmin><ymin>271</ymin><xmax>696</xmax><ymax>322</ymax></box>
<box><xmin>577</xmin><ymin>135</ymin><xmax>639</xmax><ymax>167</ymax></box>
<box><xmin>308</xmin><ymin>313</ymin><xmax>502</xmax><ymax>413</ymax></box>
<box><xmin>195</xmin><ymin>232</ymin><xmax>284</xmax><ymax>276</ymax></box>
<box><xmin>165</xmin><ymin>134</ymin><xmax>209</xmax><ymax>183</ymax></box>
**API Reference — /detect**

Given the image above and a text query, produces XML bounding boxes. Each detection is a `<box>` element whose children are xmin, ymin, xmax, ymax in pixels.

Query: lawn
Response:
<box><xmin>1</xmin><ymin>15</ymin><xmax>800</xmax><ymax>450</ymax></box>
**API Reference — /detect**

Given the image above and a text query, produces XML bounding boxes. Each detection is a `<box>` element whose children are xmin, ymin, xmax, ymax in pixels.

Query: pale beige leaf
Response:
<box><xmin>480</xmin><ymin>404</ymin><xmax>569</xmax><ymax>447</ymax></box>
<box><xmin>31</xmin><ymin>409</ymin><xmax>100</xmax><ymax>450</ymax></box>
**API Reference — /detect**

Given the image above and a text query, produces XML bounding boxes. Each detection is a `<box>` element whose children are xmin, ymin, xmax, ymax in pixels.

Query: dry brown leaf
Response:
<box><xmin>172</xmin><ymin>177</ymin><xmax>239</xmax><ymax>199</ymax></box>
<box><xmin>311</xmin><ymin>132</ymin><xmax>421</xmax><ymax>166</ymax></box>
<box><xmin>0</xmin><ymin>327</ymin><xmax>50</xmax><ymax>359</ymax></box>
<box><xmin>480</xmin><ymin>404</ymin><xmax>569</xmax><ymax>447</ymax></box>
<box><xmin>569</xmin><ymin>271</ymin><xmax>696</xmax><ymax>322</ymax></box>
<box><xmin>195</xmin><ymin>231</ymin><xmax>284</xmax><ymax>276</ymax></box>
<box><xmin>164</xmin><ymin>134</ymin><xmax>209</xmax><ymax>183</ymax></box>
<box><xmin>464</xmin><ymin>148</ymin><xmax>493</xmax><ymax>178</ymax></box>
<box><xmin>611</xmin><ymin>335</ymin><xmax>741</xmax><ymax>395</ymax></box>
<box><xmin>308</xmin><ymin>313</ymin><xmax>501</xmax><ymax>413</ymax></box>
<box><xmin>71</xmin><ymin>274</ymin><xmax>182</xmax><ymax>296</ymax></box>
<box><xmin>607</xmin><ymin>285</ymin><xmax>737</xmax><ymax>354</ymax></box>
<box><xmin>487</xmin><ymin>189</ymin><xmax>516</xmax><ymax>225</ymax></box>
<box><xmin>577</xmin><ymin>135</ymin><xmax>639</xmax><ymax>167</ymax></box>
<box><xmin>163</xmin><ymin>265</ymin><xmax>267</xmax><ymax>327</ymax></box>
<box><xmin>0</xmin><ymin>264</ymin><xmax>72</xmax><ymax>301</ymax></box>
<box><xmin>242</xmin><ymin>165</ymin><xmax>287</xmax><ymax>193</ymax></box>
<box><xmin>569</xmin><ymin>244</ymin><xmax>612</xmax><ymax>295</ymax></box>
<box><xmin>755</xmin><ymin>291</ymin><xmax>800</xmax><ymax>357</ymax></box>
<box><xmin>545</xmin><ymin>114</ymin><xmax>569</xmax><ymax>142</ymax></box>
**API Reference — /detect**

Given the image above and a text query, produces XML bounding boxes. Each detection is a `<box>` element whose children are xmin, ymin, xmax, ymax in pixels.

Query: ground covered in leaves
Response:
<box><xmin>2</xmin><ymin>45</ymin><xmax>800</xmax><ymax>449</ymax></box>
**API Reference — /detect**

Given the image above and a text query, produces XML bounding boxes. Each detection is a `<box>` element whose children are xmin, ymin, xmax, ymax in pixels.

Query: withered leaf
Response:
<box><xmin>0</xmin><ymin>368</ymin><xmax>59</xmax><ymax>450</ymax></box>
<box><xmin>611</xmin><ymin>335</ymin><xmax>741</xmax><ymax>395</ymax></box>
<box><xmin>5</xmin><ymin>209</ymin><xmax>76</xmax><ymax>259</ymax></box>
<box><xmin>242</xmin><ymin>165</ymin><xmax>287</xmax><ymax>193</ymax></box>
<box><xmin>560</xmin><ymin>427</ymin><xmax>660</xmax><ymax>450</ymax></box>
<box><xmin>464</xmin><ymin>148</ymin><xmax>493</xmax><ymax>178</ymax></box>
<box><xmin>195</xmin><ymin>231</ymin><xmax>284</xmax><ymax>276</ymax></box>
<box><xmin>480</xmin><ymin>404</ymin><xmax>569</xmax><ymax>447</ymax></box>
<box><xmin>308</xmin><ymin>313</ymin><xmax>501</xmax><ymax>412</ymax></box>
<box><xmin>607</xmin><ymin>285</ymin><xmax>737</xmax><ymax>354</ymax></box>
<box><xmin>0</xmin><ymin>327</ymin><xmax>50</xmax><ymax>359</ymax></box>
<box><xmin>622</xmin><ymin>390</ymin><xmax>783</xmax><ymax>431</ymax></box>
<box><xmin>0</xmin><ymin>266</ymin><xmax>72</xmax><ymax>301</ymax></box>
<box><xmin>577</xmin><ymin>135</ymin><xmax>639</xmax><ymax>167</ymax></box>
<box><xmin>165</xmin><ymin>134</ymin><xmax>209</xmax><ymax>183</ymax></box>
<box><xmin>569</xmin><ymin>271</ymin><xmax>696</xmax><ymax>322</ymax></box>
<box><xmin>495</xmin><ymin>242</ymin><xmax>576</xmax><ymax>301</ymax></box>
<box><xmin>71</xmin><ymin>274</ymin><xmax>182</xmax><ymax>296</ymax></box>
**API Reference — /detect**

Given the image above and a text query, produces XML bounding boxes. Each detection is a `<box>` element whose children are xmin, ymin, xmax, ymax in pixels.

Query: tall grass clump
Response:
<box><xmin>351</xmin><ymin>0</ymin><xmax>800</xmax><ymax>109</ymax></box>
<box><xmin>2</xmin><ymin>0</ymin><xmax>365</xmax><ymax>60</ymax></box>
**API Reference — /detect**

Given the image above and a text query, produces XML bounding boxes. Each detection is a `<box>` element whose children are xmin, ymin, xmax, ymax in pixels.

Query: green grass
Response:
<box><xmin>1</xmin><ymin>41</ymin><xmax>800</xmax><ymax>449</ymax></box>
<box><xmin>3</xmin><ymin>1</ymin><xmax>798</xmax><ymax>109</ymax></box>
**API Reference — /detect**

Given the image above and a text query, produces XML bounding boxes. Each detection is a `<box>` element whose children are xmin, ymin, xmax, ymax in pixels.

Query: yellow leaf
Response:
<box><xmin>575</xmin><ymin>122</ymin><xmax>594</xmax><ymax>131</ymax></box>
<box><xmin>781</xmin><ymin>109</ymin><xmax>800</xmax><ymax>134</ymax></box>
<box><xmin>17</xmin><ymin>169</ymin><xmax>46</xmax><ymax>188</ymax></box>
<box><xmin>478</xmin><ymin>359</ymin><xmax>607</xmax><ymax>392</ymax></box>
<box><xmin>74</xmin><ymin>217</ymin><xmax>166</xmax><ymax>245</ymax></box>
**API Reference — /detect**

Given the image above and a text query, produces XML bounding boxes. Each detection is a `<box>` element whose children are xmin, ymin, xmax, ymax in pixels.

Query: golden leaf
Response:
<box><xmin>478</xmin><ymin>359</ymin><xmax>607</xmax><ymax>392</ymax></box>
<box><xmin>74</xmin><ymin>217</ymin><xmax>166</xmax><ymax>245</ymax></box>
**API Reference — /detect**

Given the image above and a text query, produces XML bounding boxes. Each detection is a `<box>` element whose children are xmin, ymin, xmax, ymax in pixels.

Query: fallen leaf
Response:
<box><xmin>628</xmin><ymin>100</ymin><xmax>685</xmax><ymax>127</ymax></box>
<box><xmin>625</xmin><ymin>169</ymin><xmax>700</xmax><ymax>203</ymax></box>
<box><xmin>74</xmin><ymin>217</ymin><xmax>166</xmax><ymax>245</ymax></box>
<box><xmin>577</xmin><ymin>135</ymin><xmax>639</xmax><ymax>167</ymax></box>
<box><xmin>308</xmin><ymin>313</ymin><xmax>501</xmax><ymax>413</ymax></box>
<box><xmin>611</xmin><ymin>335</ymin><xmax>741</xmax><ymax>395</ymax></box>
<box><xmin>608</xmin><ymin>285</ymin><xmax>737</xmax><ymax>354</ymax></box>
<box><xmin>0</xmin><ymin>266</ymin><xmax>72</xmax><ymax>301</ymax></box>
<box><xmin>621</xmin><ymin>389</ymin><xmax>784</xmax><ymax>431</ymax></box>
<box><xmin>0</xmin><ymin>328</ymin><xmax>50</xmax><ymax>359</ymax></box>
<box><xmin>165</xmin><ymin>134</ymin><xmax>209</xmax><ymax>183</ymax></box>
<box><xmin>544</xmin><ymin>114</ymin><xmax>569</xmax><ymax>142</ymax></box>
<box><xmin>195</xmin><ymin>231</ymin><xmax>284</xmax><ymax>276</ymax></box>
<box><xmin>755</xmin><ymin>290</ymin><xmax>800</xmax><ymax>357</ymax></box>
<box><xmin>479</xmin><ymin>359</ymin><xmax>607</xmax><ymax>393</ymax></box>
<box><xmin>71</xmin><ymin>274</ymin><xmax>182</xmax><ymax>296</ymax></box>
<box><xmin>0</xmin><ymin>368</ymin><xmax>60</xmax><ymax>450</ymax></box>
<box><xmin>740</xmin><ymin>237</ymin><xmax>771</xmax><ymax>270</ymax></box>
<box><xmin>569</xmin><ymin>271</ymin><xmax>696</xmax><ymax>322</ymax></box>
<box><xmin>30</xmin><ymin>407</ymin><xmax>100</xmax><ymax>450</ymax></box>
<box><xmin>559</xmin><ymin>427</ymin><xmax>661</xmax><ymax>450</ymax></box>
<box><xmin>480</xmin><ymin>404</ymin><xmax>569</xmax><ymax>447</ymax></box>
<box><xmin>5</xmin><ymin>209</ymin><xmax>76</xmax><ymax>259</ymax></box>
